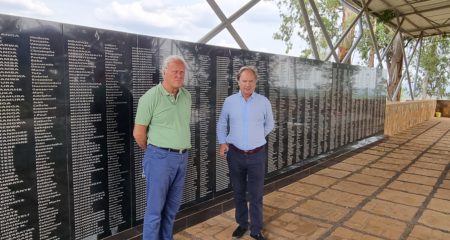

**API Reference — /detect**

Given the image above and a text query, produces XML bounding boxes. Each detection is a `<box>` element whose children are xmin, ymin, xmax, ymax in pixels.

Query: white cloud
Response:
<box><xmin>94</xmin><ymin>0</ymin><xmax>216</xmax><ymax>41</ymax></box>
<box><xmin>139</xmin><ymin>0</ymin><xmax>167</xmax><ymax>10</ymax></box>
<box><xmin>0</xmin><ymin>0</ymin><xmax>52</xmax><ymax>16</ymax></box>
<box><xmin>247</xmin><ymin>0</ymin><xmax>280</xmax><ymax>23</ymax></box>
<box><xmin>208</xmin><ymin>30</ymin><xmax>240</xmax><ymax>49</ymax></box>
<box><xmin>95</xmin><ymin>1</ymin><xmax>177</xmax><ymax>28</ymax></box>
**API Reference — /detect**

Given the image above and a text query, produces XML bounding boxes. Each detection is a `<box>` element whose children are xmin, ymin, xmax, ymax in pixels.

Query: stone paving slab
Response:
<box><xmin>408</xmin><ymin>225</ymin><xmax>450</xmax><ymax>240</ymax></box>
<box><xmin>417</xmin><ymin>156</ymin><xmax>449</xmax><ymax>166</ymax></box>
<box><xmin>293</xmin><ymin>199</ymin><xmax>349</xmax><ymax>222</ymax></box>
<box><xmin>314</xmin><ymin>189</ymin><xmax>365</xmax><ymax>208</ymax></box>
<box><xmin>315</xmin><ymin>168</ymin><xmax>351</xmax><ymax>179</ymax></box>
<box><xmin>369</xmin><ymin>162</ymin><xmax>405</xmax><ymax>171</ymax></box>
<box><xmin>418</xmin><ymin>209</ymin><xmax>450</xmax><ymax>232</ymax></box>
<box><xmin>174</xmin><ymin>118</ymin><xmax>450</xmax><ymax>240</ymax></box>
<box><xmin>265</xmin><ymin>213</ymin><xmax>331</xmax><ymax>239</ymax></box>
<box><xmin>387</xmin><ymin>180</ymin><xmax>433</xmax><ymax>196</ymax></box>
<box><xmin>360</xmin><ymin>167</ymin><xmax>397</xmax><ymax>179</ymax></box>
<box><xmin>406</xmin><ymin>166</ymin><xmax>442</xmax><ymax>177</ymax></box>
<box><xmin>434</xmin><ymin>188</ymin><xmax>450</xmax><ymax>200</ymax></box>
<box><xmin>326</xmin><ymin>227</ymin><xmax>384</xmax><ymax>240</ymax></box>
<box><xmin>351</xmin><ymin>153</ymin><xmax>380</xmax><ymax>161</ymax></box>
<box><xmin>329</xmin><ymin>162</ymin><xmax>363</xmax><ymax>172</ymax></box>
<box><xmin>343</xmin><ymin>211</ymin><xmax>407</xmax><ymax>240</ymax></box>
<box><xmin>377</xmin><ymin>157</ymin><xmax>411</xmax><ymax>166</ymax></box>
<box><xmin>428</xmin><ymin>198</ymin><xmax>450</xmax><ymax>214</ymax></box>
<box><xmin>264</xmin><ymin>191</ymin><xmax>304</xmax><ymax>209</ymax></box>
<box><xmin>300</xmin><ymin>175</ymin><xmax>338</xmax><ymax>188</ymax></box>
<box><xmin>376</xmin><ymin>188</ymin><xmax>427</xmax><ymax>207</ymax></box>
<box><xmin>342</xmin><ymin>157</ymin><xmax>376</xmax><ymax>166</ymax></box>
<box><xmin>362</xmin><ymin>198</ymin><xmax>418</xmax><ymax>222</ymax></box>
<box><xmin>441</xmin><ymin>180</ymin><xmax>450</xmax><ymax>189</ymax></box>
<box><xmin>331</xmin><ymin>180</ymin><xmax>379</xmax><ymax>196</ymax></box>
<box><xmin>278</xmin><ymin>182</ymin><xmax>323</xmax><ymax>197</ymax></box>
<box><xmin>412</xmin><ymin>161</ymin><xmax>447</xmax><ymax>171</ymax></box>
<box><xmin>346</xmin><ymin>173</ymin><xmax>390</xmax><ymax>186</ymax></box>
<box><xmin>397</xmin><ymin>173</ymin><xmax>438</xmax><ymax>186</ymax></box>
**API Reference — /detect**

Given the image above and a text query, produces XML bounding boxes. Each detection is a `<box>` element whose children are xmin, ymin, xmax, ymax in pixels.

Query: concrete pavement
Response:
<box><xmin>174</xmin><ymin>118</ymin><xmax>450</xmax><ymax>240</ymax></box>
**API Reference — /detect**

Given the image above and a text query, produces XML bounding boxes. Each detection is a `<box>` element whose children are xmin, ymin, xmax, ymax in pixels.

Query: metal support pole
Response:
<box><xmin>299</xmin><ymin>0</ymin><xmax>320</xmax><ymax>59</ymax></box>
<box><xmin>205</xmin><ymin>0</ymin><xmax>248</xmax><ymax>49</ymax></box>
<box><xmin>360</xmin><ymin>0</ymin><xmax>382</xmax><ymax>67</ymax></box>
<box><xmin>324</xmin><ymin>0</ymin><xmax>369</xmax><ymax>61</ymax></box>
<box><xmin>199</xmin><ymin>0</ymin><xmax>260</xmax><ymax>45</ymax></box>
<box><xmin>400</xmin><ymin>34</ymin><xmax>414</xmax><ymax>100</ymax></box>
<box><xmin>412</xmin><ymin>36</ymin><xmax>423</xmax><ymax>97</ymax></box>
<box><xmin>342</xmin><ymin>18</ymin><xmax>363</xmax><ymax>63</ymax></box>
<box><xmin>309</xmin><ymin>0</ymin><xmax>340</xmax><ymax>62</ymax></box>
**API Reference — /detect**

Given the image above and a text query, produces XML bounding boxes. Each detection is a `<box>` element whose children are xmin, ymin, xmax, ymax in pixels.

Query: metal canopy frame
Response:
<box><xmin>198</xmin><ymin>0</ymin><xmax>261</xmax><ymax>49</ymax></box>
<box><xmin>343</xmin><ymin>0</ymin><xmax>449</xmax><ymax>101</ymax></box>
<box><xmin>200</xmin><ymin>0</ymin><xmax>448</xmax><ymax>101</ymax></box>
<box><xmin>343</xmin><ymin>0</ymin><xmax>450</xmax><ymax>38</ymax></box>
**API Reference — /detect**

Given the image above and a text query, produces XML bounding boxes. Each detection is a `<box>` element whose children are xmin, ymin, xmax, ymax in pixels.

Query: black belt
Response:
<box><xmin>153</xmin><ymin>145</ymin><xmax>187</xmax><ymax>154</ymax></box>
<box><xmin>229</xmin><ymin>144</ymin><xmax>264</xmax><ymax>155</ymax></box>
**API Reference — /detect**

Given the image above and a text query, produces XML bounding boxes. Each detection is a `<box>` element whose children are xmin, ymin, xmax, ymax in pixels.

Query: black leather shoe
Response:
<box><xmin>250</xmin><ymin>232</ymin><xmax>266</xmax><ymax>240</ymax></box>
<box><xmin>232</xmin><ymin>226</ymin><xmax>247</xmax><ymax>238</ymax></box>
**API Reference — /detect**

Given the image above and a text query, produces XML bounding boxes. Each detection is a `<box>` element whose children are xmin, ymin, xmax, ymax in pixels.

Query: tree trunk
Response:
<box><xmin>368</xmin><ymin>48</ymin><xmax>374</xmax><ymax>67</ymax></box>
<box><xmin>368</xmin><ymin>18</ymin><xmax>377</xmax><ymax>67</ymax></box>
<box><xmin>338</xmin><ymin>7</ymin><xmax>356</xmax><ymax>64</ymax></box>
<box><xmin>387</xmin><ymin>34</ymin><xmax>403</xmax><ymax>101</ymax></box>
<box><xmin>421</xmin><ymin>73</ymin><xmax>428</xmax><ymax>99</ymax></box>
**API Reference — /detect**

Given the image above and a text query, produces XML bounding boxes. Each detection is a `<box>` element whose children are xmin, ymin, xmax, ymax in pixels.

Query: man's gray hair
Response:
<box><xmin>161</xmin><ymin>55</ymin><xmax>187</xmax><ymax>74</ymax></box>
<box><xmin>237</xmin><ymin>65</ymin><xmax>258</xmax><ymax>81</ymax></box>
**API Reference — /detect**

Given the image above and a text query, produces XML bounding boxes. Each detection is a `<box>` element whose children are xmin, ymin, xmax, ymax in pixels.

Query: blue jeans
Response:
<box><xmin>227</xmin><ymin>146</ymin><xmax>266</xmax><ymax>235</ymax></box>
<box><xmin>142</xmin><ymin>145</ymin><xmax>188</xmax><ymax>240</ymax></box>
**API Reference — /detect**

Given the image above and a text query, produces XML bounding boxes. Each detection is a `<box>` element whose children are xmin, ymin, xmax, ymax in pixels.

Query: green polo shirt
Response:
<box><xmin>135</xmin><ymin>83</ymin><xmax>191</xmax><ymax>149</ymax></box>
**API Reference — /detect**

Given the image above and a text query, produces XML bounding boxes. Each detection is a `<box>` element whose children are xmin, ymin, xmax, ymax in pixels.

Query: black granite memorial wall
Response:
<box><xmin>0</xmin><ymin>14</ymin><xmax>386</xmax><ymax>239</ymax></box>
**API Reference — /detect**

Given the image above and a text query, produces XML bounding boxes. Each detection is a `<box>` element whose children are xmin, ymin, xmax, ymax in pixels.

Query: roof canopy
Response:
<box><xmin>343</xmin><ymin>0</ymin><xmax>450</xmax><ymax>38</ymax></box>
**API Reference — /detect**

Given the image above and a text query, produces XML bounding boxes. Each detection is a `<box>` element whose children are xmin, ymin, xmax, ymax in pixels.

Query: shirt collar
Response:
<box><xmin>239</xmin><ymin>90</ymin><xmax>255</xmax><ymax>100</ymax></box>
<box><xmin>158</xmin><ymin>82</ymin><xmax>183</xmax><ymax>97</ymax></box>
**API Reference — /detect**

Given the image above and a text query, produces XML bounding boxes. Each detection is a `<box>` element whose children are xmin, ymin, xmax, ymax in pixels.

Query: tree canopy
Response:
<box><xmin>413</xmin><ymin>36</ymin><xmax>450</xmax><ymax>99</ymax></box>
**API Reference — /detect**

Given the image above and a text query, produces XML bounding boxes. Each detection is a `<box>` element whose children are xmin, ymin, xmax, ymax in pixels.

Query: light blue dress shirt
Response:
<box><xmin>217</xmin><ymin>91</ymin><xmax>275</xmax><ymax>151</ymax></box>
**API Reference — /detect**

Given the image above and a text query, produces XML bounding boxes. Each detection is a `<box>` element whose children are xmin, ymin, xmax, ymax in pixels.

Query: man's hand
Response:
<box><xmin>133</xmin><ymin>124</ymin><xmax>148</xmax><ymax>150</ymax></box>
<box><xmin>219</xmin><ymin>143</ymin><xmax>229</xmax><ymax>157</ymax></box>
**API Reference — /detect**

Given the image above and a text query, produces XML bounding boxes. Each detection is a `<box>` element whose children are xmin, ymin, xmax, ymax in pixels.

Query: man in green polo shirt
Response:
<box><xmin>133</xmin><ymin>55</ymin><xmax>191</xmax><ymax>240</ymax></box>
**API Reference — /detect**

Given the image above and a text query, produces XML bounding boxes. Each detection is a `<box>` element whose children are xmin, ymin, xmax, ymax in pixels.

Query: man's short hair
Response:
<box><xmin>236</xmin><ymin>65</ymin><xmax>258</xmax><ymax>82</ymax></box>
<box><xmin>161</xmin><ymin>55</ymin><xmax>187</xmax><ymax>74</ymax></box>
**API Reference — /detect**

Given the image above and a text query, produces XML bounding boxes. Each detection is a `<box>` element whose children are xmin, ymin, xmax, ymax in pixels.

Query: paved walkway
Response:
<box><xmin>174</xmin><ymin>118</ymin><xmax>450</xmax><ymax>240</ymax></box>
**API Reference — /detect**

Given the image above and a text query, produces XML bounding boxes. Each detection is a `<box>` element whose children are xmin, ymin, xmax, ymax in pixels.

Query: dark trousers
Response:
<box><xmin>227</xmin><ymin>146</ymin><xmax>266</xmax><ymax>235</ymax></box>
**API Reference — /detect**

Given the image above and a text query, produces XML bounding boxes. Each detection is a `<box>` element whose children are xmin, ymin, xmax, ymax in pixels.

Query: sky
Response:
<box><xmin>0</xmin><ymin>0</ymin><xmax>306</xmax><ymax>57</ymax></box>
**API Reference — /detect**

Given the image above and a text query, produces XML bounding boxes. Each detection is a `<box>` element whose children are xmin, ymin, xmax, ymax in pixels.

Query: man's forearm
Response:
<box><xmin>133</xmin><ymin>124</ymin><xmax>148</xmax><ymax>150</ymax></box>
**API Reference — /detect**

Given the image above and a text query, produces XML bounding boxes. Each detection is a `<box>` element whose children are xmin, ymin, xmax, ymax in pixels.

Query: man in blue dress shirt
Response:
<box><xmin>217</xmin><ymin>65</ymin><xmax>274</xmax><ymax>240</ymax></box>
